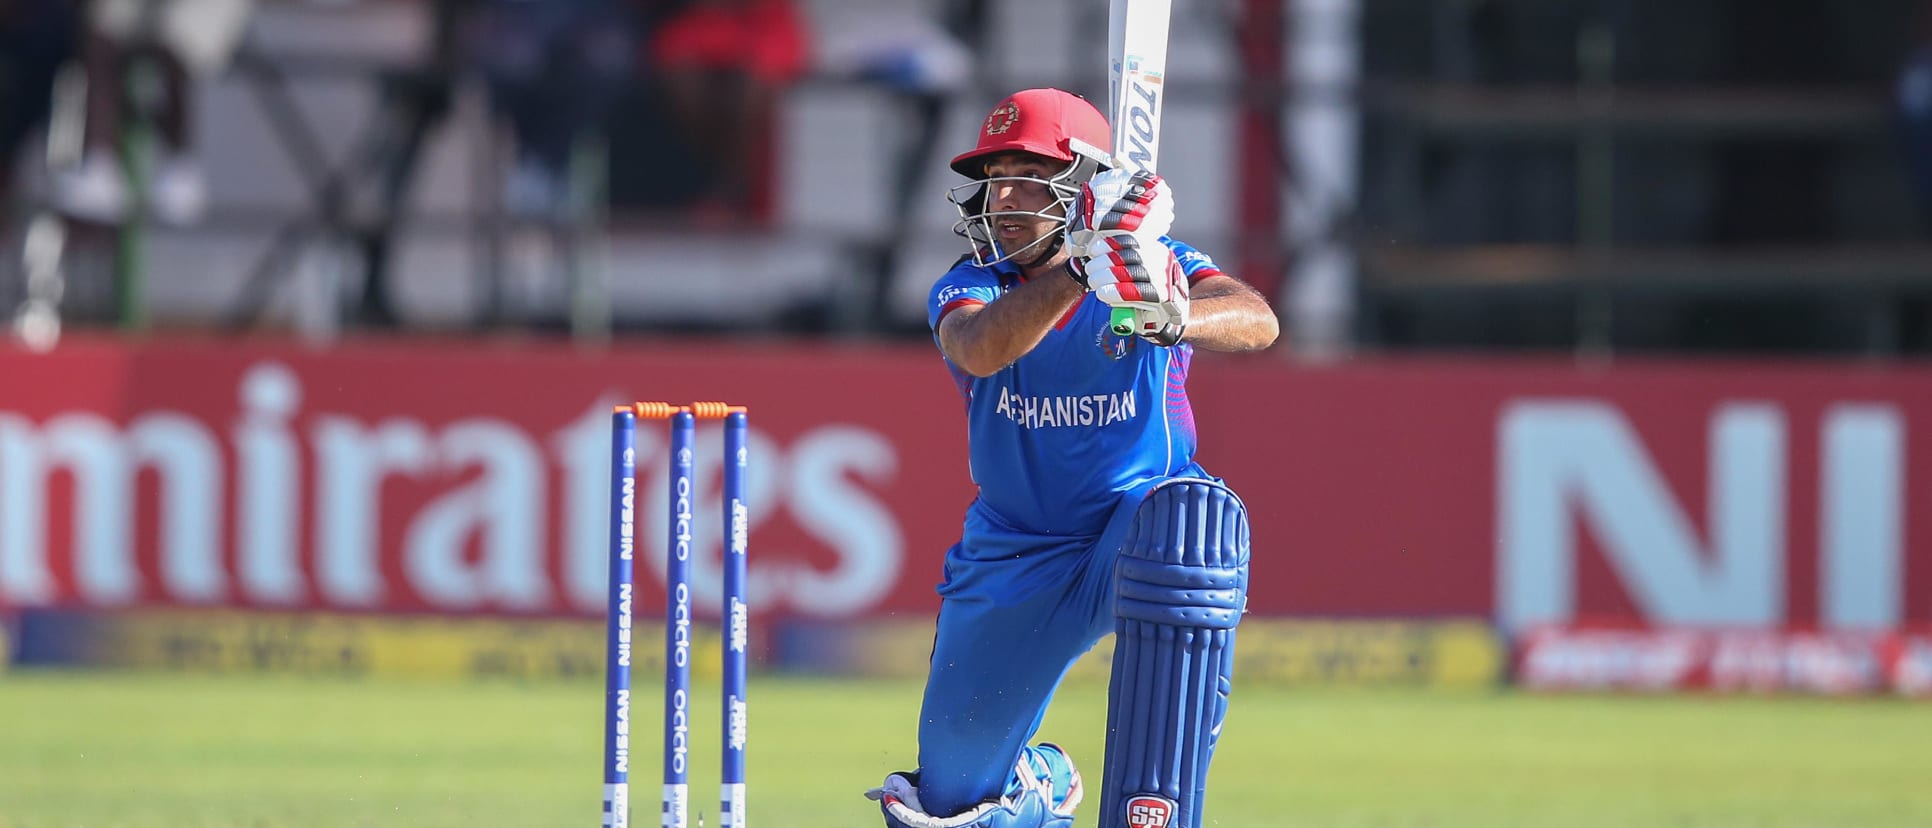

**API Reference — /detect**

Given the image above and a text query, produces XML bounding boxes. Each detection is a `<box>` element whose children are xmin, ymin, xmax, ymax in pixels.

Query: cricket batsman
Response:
<box><xmin>863</xmin><ymin>88</ymin><xmax>1279</xmax><ymax>828</ymax></box>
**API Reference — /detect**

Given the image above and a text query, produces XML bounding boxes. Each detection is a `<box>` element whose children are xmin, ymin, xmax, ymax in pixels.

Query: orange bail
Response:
<box><xmin>624</xmin><ymin>401</ymin><xmax>746</xmax><ymax>419</ymax></box>
<box><xmin>688</xmin><ymin>401</ymin><xmax>748</xmax><ymax>419</ymax></box>
<box><xmin>630</xmin><ymin>402</ymin><xmax>684</xmax><ymax>419</ymax></box>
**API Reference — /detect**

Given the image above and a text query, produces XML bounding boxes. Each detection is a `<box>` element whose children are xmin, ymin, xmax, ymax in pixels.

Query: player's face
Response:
<box><xmin>946</xmin><ymin>149</ymin><xmax>1085</xmax><ymax>267</ymax></box>
<box><xmin>981</xmin><ymin>153</ymin><xmax>1067</xmax><ymax>250</ymax></box>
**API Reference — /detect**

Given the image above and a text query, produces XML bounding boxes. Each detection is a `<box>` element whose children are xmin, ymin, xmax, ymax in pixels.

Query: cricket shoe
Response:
<box><xmin>865</xmin><ymin>744</ymin><xmax>1081</xmax><ymax>828</ymax></box>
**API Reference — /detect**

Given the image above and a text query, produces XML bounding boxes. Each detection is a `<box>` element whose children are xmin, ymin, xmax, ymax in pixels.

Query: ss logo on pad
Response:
<box><xmin>1125</xmin><ymin>795</ymin><xmax>1176</xmax><ymax>827</ymax></box>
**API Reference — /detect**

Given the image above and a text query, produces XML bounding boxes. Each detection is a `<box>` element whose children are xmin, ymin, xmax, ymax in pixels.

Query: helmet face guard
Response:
<box><xmin>947</xmin><ymin>153</ymin><xmax>1104</xmax><ymax>267</ymax></box>
<box><xmin>947</xmin><ymin>89</ymin><xmax>1115</xmax><ymax>268</ymax></box>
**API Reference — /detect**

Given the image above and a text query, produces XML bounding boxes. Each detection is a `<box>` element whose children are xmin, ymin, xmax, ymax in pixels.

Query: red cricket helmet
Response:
<box><xmin>950</xmin><ymin>88</ymin><xmax>1113</xmax><ymax>179</ymax></box>
<box><xmin>945</xmin><ymin>89</ymin><xmax>1115</xmax><ymax>267</ymax></box>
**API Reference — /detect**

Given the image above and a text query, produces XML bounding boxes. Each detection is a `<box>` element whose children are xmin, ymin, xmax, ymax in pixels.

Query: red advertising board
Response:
<box><xmin>2</xmin><ymin>337</ymin><xmax>1929</xmax><ymax>630</ymax></box>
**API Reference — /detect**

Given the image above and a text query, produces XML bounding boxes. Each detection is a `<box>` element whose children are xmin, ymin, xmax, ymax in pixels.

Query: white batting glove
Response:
<box><xmin>1074</xmin><ymin>234</ymin><xmax>1190</xmax><ymax>345</ymax></box>
<box><xmin>1078</xmin><ymin>233</ymin><xmax>1179</xmax><ymax>304</ymax></box>
<box><xmin>1066</xmin><ymin>170</ymin><xmax>1175</xmax><ymax>253</ymax></box>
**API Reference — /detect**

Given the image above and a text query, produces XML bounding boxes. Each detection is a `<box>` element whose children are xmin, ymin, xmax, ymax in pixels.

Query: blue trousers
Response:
<box><xmin>913</xmin><ymin>471</ymin><xmax>1206</xmax><ymax>817</ymax></box>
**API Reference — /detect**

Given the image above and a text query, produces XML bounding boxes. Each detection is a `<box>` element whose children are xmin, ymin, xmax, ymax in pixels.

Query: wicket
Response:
<box><xmin>605</xmin><ymin>402</ymin><xmax>750</xmax><ymax>828</ymax></box>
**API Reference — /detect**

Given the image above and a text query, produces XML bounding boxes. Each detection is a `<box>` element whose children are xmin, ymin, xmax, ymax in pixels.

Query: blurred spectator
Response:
<box><xmin>0</xmin><ymin>0</ymin><xmax>79</xmax><ymax>206</ymax></box>
<box><xmin>648</xmin><ymin>0</ymin><xmax>808</xmax><ymax>219</ymax></box>
<box><xmin>352</xmin><ymin>0</ymin><xmax>485</xmax><ymax>327</ymax></box>
<box><xmin>474</xmin><ymin>0</ymin><xmax>640</xmax><ymax>220</ymax></box>
<box><xmin>51</xmin><ymin>0</ymin><xmax>253</xmax><ymax>226</ymax></box>
<box><xmin>802</xmin><ymin>0</ymin><xmax>975</xmax><ymax>332</ymax></box>
<box><xmin>811</xmin><ymin>0</ymin><xmax>970</xmax><ymax>95</ymax></box>
<box><xmin>1901</xmin><ymin>1</ymin><xmax>1932</xmax><ymax>230</ymax></box>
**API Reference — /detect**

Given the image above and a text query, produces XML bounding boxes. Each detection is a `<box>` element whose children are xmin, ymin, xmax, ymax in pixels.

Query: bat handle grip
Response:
<box><xmin>1109</xmin><ymin>306</ymin><xmax>1137</xmax><ymax>336</ymax></box>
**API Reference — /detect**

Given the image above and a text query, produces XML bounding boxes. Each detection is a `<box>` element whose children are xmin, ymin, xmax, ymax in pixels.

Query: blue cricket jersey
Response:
<box><xmin>927</xmin><ymin>237</ymin><xmax>1224</xmax><ymax>537</ymax></box>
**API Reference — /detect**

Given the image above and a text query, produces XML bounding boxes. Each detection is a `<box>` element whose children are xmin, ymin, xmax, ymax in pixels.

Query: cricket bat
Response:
<box><xmin>1106</xmin><ymin>0</ymin><xmax>1174</xmax><ymax>336</ymax></box>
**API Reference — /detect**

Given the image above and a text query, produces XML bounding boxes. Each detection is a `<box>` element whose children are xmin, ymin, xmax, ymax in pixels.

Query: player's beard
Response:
<box><xmin>1013</xmin><ymin>210</ymin><xmax>1069</xmax><ymax>274</ymax></box>
<box><xmin>1030</xmin><ymin>220</ymin><xmax>1074</xmax><ymax>270</ymax></box>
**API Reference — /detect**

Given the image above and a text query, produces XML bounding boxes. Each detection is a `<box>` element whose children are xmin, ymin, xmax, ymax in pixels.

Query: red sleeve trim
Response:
<box><xmin>1186</xmin><ymin>267</ymin><xmax>1226</xmax><ymax>286</ymax></box>
<box><xmin>937</xmin><ymin>298</ymin><xmax>986</xmax><ymax>323</ymax></box>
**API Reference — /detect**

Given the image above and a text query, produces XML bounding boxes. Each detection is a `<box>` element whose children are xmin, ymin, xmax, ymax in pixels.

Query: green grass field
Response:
<box><xmin>3</xmin><ymin>671</ymin><xmax>1930</xmax><ymax>827</ymax></box>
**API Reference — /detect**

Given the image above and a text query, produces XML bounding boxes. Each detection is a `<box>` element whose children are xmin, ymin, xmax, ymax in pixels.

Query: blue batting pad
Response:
<box><xmin>1099</xmin><ymin>480</ymin><xmax>1250</xmax><ymax>828</ymax></box>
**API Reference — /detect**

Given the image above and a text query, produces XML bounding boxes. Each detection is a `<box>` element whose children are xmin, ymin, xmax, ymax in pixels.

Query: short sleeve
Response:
<box><xmin>928</xmin><ymin>260</ymin><xmax>1005</xmax><ymax>331</ymax></box>
<box><xmin>1161</xmin><ymin>237</ymin><xmax>1226</xmax><ymax>285</ymax></box>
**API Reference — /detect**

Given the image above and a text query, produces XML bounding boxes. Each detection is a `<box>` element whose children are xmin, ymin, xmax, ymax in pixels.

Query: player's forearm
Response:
<box><xmin>940</xmin><ymin>274</ymin><xmax>1086</xmax><ymax>376</ymax></box>
<box><xmin>1181</xmin><ymin>278</ymin><xmax>1279</xmax><ymax>352</ymax></box>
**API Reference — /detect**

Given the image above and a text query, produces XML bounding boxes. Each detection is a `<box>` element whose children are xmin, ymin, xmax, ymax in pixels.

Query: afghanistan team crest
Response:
<box><xmin>1097</xmin><ymin>321</ymin><xmax>1136</xmax><ymax>360</ymax></box>
<box><xmin>984</xmin><ymin>101</ymin><xmax>1021</xmax><ymax>135</ymax></box>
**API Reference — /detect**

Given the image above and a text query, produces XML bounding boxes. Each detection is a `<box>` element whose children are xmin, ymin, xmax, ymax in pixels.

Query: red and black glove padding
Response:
<box><xmin>1074</xmin><ymin>233</ymin><xmax>1191</xmax><ymax>346</ymax></box>
<box><xmin>1066</xmin><ymin>170</ymin><xmax>1175</xmax><ymax>253</ymax></box>
<box><xmin>1075</xmin><ymin>233</ymin><xmax>1185</xmax><ymax>305</ymax></box>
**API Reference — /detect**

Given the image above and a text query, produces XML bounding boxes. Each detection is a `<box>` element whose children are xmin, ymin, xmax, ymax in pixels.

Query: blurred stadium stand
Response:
<box><xmin>1356</xmin><ymin>0</ymin><xmax>1932</xmax><ymax>356</ymax></box>
<box><xmin>3</xmin><ymin>0</ymin><xmax>1929</xmax><ymax>356</ymax></box>
<box><xmin>0</xmin><ymin>0</ymin><xmax>1293</xmax><ymax>341</ymax></box>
